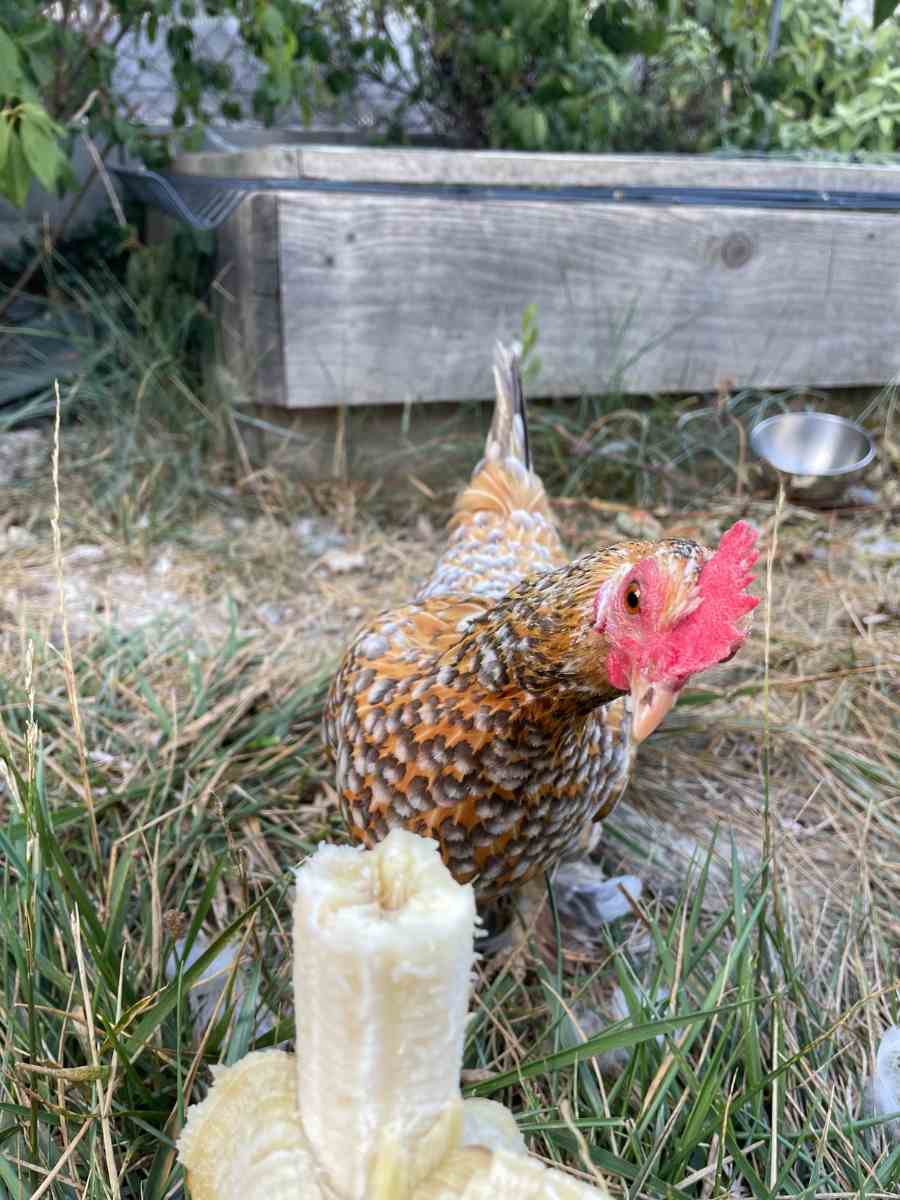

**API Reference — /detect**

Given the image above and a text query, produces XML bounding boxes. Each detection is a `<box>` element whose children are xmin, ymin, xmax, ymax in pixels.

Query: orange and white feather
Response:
<box><xmin>418</xmin><ymin>344</ymin><xmax>565</xmax><ymax>603</ymax></box>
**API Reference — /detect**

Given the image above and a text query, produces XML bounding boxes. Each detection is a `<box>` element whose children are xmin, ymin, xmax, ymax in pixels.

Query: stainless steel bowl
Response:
<box><xmin>750</xmin><ymin>412</ymin><xmax>875</xmax><ymax>504</ymax></box>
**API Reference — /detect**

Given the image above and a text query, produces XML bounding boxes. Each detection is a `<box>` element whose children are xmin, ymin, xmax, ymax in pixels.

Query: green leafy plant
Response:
<box><xmin>875</xmin><ymin>0</ymin><xmax>898</xmax><ymax>29</ymax></box>
<box><xmin>0</xmin><ymin>23</ymin><xmax>69</xmax><ymax>206</ymax></box>
<box><xmin>6</xmin><ymin>1</ymin><xmax>900</xmax><ymax>218</ymax></box>
<box><xmin>0</xmin><ymin>0</ymin><xmax>357</xmax><ymax>216</ymax></box>
<box><xmin>761</xmin><ymin>0</ymin><xmax>900</xmax><ymax>153</ymax></box>
<box><xmin>324</xmin><ymin>0</ymin><xmax>900</xmax><ymax>155</ymax></box>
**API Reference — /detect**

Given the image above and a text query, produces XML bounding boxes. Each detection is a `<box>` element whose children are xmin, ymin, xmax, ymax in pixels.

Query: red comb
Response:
<box><xmin>702</xmin><ymin>520</ymin><xmax>759</xmax><ymax>602</ymax></box>
<box><xmin>667</xmin><ymin>521</ymin><xmax>759</xmax><ymax>676</ymax></box>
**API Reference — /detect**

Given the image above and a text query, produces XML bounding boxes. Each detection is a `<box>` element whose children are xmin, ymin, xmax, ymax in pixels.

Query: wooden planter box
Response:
<box><xmin>172</xmin><ymin>144</ymin><xmax>900</xmax><ymax>407</ymax></box>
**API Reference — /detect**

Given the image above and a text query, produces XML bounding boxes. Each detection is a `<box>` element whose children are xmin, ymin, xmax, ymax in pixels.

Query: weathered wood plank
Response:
<box><xmin>215</xmin><ymin>192</ymin><xmax>286</xmax><ymax>406</ymax></box>
<box><xmin>175</xmin><ymin>141</ymin><xmax>900</xmax><ymax>195</ymax></box>
<box><xmin>292</xmin><ymin>146</ymin><xmax>900</xmax><ymax>195</ymax></box>
<box><xmin>178</xmin><ymin>144</ymin><xmax>303</xmax><ymax>180</ymax></box>
<box><xmin>248</xmin><ymin>193</ymin><xmax>285</xmax><ymax>406</ymax></box>
<box><xmin>276</xmin><ymin>190</ymin><xmax>900</xmax><ymax>406</ymax></box>
<box><xmin>170</xmin><ymin>131</ymin><xmax>450</xmax><ymax>178</ymax></box>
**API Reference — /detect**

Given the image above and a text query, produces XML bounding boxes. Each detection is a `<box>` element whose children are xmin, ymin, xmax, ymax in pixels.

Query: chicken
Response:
<box><xmin>324</xmin><ymin>345</ymin><xmax>758</xmax><ymax>900</ymax></box>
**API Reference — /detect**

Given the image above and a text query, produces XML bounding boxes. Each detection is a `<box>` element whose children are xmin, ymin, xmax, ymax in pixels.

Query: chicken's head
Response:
<box><xmin>593</xmin><ymin>521</ymin><xmax>759</xmax><ymax>742</ymax></box>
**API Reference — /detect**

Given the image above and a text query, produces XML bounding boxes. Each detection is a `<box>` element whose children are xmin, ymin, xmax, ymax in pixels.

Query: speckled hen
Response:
<box><xmin>324</xmin><ymin>345</ymin><xmax>758</xmax><ymax>898</ymax></box>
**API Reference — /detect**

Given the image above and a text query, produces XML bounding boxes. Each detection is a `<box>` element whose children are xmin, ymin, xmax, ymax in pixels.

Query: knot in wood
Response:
<box><xmin>721</xmin><ymin>232</ymin><xmax>753</xmax><ymax>269</ymax></box>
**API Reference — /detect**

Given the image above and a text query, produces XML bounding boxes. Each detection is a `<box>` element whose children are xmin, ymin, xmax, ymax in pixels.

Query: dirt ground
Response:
<box><xmin>2</xmin><ymin>419</ymin><xmax>897</xmax><ymax>945</ymax></box>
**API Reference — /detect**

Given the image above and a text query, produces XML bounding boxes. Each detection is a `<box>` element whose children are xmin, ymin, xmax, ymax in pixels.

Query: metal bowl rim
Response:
<box><xmin>749</xmin><ymin>412</ymin><xmax>875</xmax><ymax>477</ymax></box>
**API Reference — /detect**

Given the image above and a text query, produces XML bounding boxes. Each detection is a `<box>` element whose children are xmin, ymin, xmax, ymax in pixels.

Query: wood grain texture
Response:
<box><xmin>216</xmin><ymin>193</ymin><xmax>286</xmax><ymax>407</ymax></box>
<box><xmin>176</xmin><ymin>144</ymin><xmax>303</xmax><ymax>179</ymax></box>
<box><xmin>276</xmin><ymin>190</ymin><xmax>900</xmax><ymax>406</ymax></box>
<box><xmin>169</xmin><ymin>131</ymin><xmax>449</xmax><ymax>178</ymax></box>
<box><xmin>291</xmin><ymin>146</ymin><xmax>900</xmax><ymax>193</ymax></box>
<box><xmin>175</xmin><ymin>141</ymin><xmax>900</xmax><ymax>194</ymax></box>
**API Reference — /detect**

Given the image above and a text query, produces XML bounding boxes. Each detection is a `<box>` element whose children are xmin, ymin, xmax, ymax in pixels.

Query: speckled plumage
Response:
<box><xmin>324</xmin><ymin>346</ymin><xmax>750</xmax><ymax>896</ymax></box>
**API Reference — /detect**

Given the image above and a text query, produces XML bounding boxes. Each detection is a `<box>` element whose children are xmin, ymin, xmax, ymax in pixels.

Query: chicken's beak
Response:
<box><xmin>630</xmin><ymin>673</ymin><xmax>676</xmax><ymax>743</ymax></box>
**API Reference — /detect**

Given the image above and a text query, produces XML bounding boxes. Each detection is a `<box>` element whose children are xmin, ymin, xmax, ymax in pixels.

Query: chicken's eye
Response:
<box><xmin>624</xmin><ymin>583</ymin><xmax>641</xmax><ymax>613</ymax></box>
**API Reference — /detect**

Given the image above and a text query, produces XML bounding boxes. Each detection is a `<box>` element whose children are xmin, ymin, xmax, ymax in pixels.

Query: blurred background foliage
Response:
<box><xmin>3</xmin><ymin>1</ymin><xmax>900</xmax><ymax>212</ymax></box>
<box><xmin>341</xmin><ymin>0</ymin><xmax>900</xmax><ymax>154</ymax></box>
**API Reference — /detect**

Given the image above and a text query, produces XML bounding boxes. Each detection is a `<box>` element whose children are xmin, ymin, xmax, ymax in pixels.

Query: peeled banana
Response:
<box><xmin>177</xmin><ymin>829</ymin><xmax>609</xmax><ymax>1200</ymax></box>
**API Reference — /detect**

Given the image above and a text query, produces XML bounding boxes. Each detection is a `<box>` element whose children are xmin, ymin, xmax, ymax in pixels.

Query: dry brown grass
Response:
<box><xmin>1</xmin><ymin>415</ymin><xmax>897</xmax><ymax>941</ymax></box>
<box><xmin>0</xmin><ymin>402</ymin><xmax>897</xmax><ymax>1196</ymax></box>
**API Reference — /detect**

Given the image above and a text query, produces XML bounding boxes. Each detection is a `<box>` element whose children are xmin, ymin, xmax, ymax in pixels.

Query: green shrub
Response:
<box><xmin>4</xmin><ymin>1</ymin><xmax>900</xmax><ymax>217</ymax></box>
<box><xmin>761</xmin><ymin>0</ymin><xmax>900</xmax><ymax>153</ymax></box>
<box><xmin>343</xmin><ymin>0</ymin><xmax>900</xmax><ymax>156</ymax></box>
<box><xmin>0</xmin><ymin>1</ymin><xmax>349</xmax><ymax>210</ymax></box>
<box><xmin>0</xmin><ymin>20</ymin><xmax>70</xmax><ymax>206</ymax></box>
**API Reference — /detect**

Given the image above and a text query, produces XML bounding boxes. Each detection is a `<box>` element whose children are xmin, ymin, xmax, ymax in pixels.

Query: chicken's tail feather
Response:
<box><xmin>486</xmin><ymin>341</ymin><xmax>530</xmax><ymax>470</ymax></box>
<box><xmin>419</xmin><ymin>341</ymin><xmax>564</xmax><ymax>600</ymax></box>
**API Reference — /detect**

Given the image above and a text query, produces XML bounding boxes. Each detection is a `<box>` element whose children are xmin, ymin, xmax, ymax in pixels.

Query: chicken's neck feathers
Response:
<box><xmin>438</xmin><ymin>549</ymin><xmax>639</xmax><ymax>718</ymax></box>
